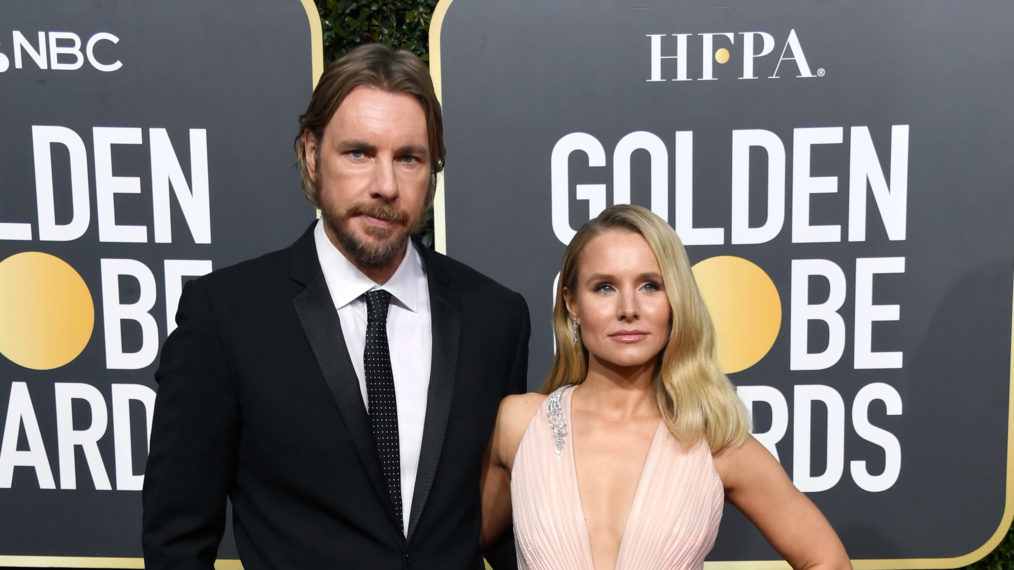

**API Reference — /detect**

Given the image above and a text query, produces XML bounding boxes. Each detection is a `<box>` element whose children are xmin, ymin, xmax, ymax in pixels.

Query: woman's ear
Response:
<box><xmin>563</xmin><ymin>287</ymin><xmax>578</xmax><ymax>322</ymax></box>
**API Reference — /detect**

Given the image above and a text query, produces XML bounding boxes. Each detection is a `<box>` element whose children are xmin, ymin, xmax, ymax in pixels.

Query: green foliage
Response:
<box><xmin>316</xmin><ymin>0</ymin><xmax>437</xmax><ymax>64</ymax></box>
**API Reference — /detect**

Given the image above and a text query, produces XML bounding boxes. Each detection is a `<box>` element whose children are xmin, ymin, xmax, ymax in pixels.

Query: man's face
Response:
<box><xmin>304</xmin><ymin>85</ymin><xmax>431</xmax><ymax>277</ymax></box>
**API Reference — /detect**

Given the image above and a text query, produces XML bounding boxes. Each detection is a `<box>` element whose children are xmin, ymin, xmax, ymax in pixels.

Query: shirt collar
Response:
<box><xmin>313</xmin><ymin>218</ymin><xmax>424</xmax><ymax>312</ymax></box>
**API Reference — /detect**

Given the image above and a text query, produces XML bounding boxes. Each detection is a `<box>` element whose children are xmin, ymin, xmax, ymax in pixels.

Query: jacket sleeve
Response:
<box><xmin>506</xmin><ymin>291</ymin><xmax>531</xmax><ymax>396</ymax></box>
<box><xmin>142</xmin><ymin>279</ymin><xmax>239</xmax><ymax>570</ymax></box>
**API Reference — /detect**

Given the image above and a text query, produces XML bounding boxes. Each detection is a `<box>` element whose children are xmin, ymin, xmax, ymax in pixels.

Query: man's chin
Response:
<box><xmin>362</xmin><ymin>239</ymin><xmax>407</xmax><ymax>264</ymax></box>
<box><xmin>342</xmin><ymin>232</ymin><xmax>410</xmax><ymax>266</ymax></box>
<box><xmin>323</xmin><ymin>215</ymin><xmax>414</xmax><ymax>267</ymax></box>
<box><xmin>362</xmin><ymin>224</ymin><xmax>413</xmax><ymax>246</ymax></box>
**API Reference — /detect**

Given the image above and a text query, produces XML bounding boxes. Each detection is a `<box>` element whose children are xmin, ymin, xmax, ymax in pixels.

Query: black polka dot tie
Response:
<box><xmin>363</xmin><ymin>289</ymin><xmax>402</xmax><ymax>530</ymax></box>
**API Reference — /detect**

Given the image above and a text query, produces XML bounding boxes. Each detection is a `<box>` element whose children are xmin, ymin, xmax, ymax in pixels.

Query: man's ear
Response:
<box><xmin>303</xmin><ymin>130</ymin><xmax>318</xmax><ymax>182</ymax></box>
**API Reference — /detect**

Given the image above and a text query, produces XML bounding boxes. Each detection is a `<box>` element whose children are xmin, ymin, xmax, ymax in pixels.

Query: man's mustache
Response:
<box><xmin>346</xmin><ymin>201</ymin><xmax>409</xmax><ymax>225</ymax></box>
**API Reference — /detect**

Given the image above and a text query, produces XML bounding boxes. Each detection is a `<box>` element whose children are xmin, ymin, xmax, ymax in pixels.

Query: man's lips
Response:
<box><xmin>346</xmin><ymin>202</ymin><xmax>409</xmax><ymax>230</ymax></box>
<box><xmin>359</xmin><ymin>214</ymin><xmax>397</xmax><ymax>228</ymax></box>
<box><xmin>609</xmin><ymin>330</ymin><xmax>649</xmax><ymax>343</ymax></box>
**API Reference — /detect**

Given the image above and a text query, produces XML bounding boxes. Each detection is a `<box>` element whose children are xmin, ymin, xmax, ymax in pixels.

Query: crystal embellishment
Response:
<box><xmin>546</xmin><ymin>385</ymin><xmax>569</xmax><ymax>455</ymax></box>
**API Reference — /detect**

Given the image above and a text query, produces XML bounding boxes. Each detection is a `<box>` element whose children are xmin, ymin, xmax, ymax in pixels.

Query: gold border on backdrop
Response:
<box><xmin>430</xmin><ymin>0</ymin><xmax>453</xmax><ymax>255</ymax></box>
<box><xmin>432</xmin><ymin>8</ymin><xmax>490</xmax><ymax>569</ymax></box>
<box><xmin>427</xmin><ymin>0</ymin><xmax>1014</xmax><ymax>567</ymax></box>
<box><xmin>302</xmin><ymin>0</ymin><xmax>325</xmax><ymax>87</ymax></box>
<box><xmin>837</xmin><ymin>271</ymin><xmax>1014</xmax><ymax>570</ymax></box>
<box><xmin>0</xmin><ymin>0</ymin><xmax>321</xmax><ymax>567</ymax></box>
<box><xmin>0</xmin><ymin>557</ymin><xmax>242</xmax><ymax>569</ymax></box>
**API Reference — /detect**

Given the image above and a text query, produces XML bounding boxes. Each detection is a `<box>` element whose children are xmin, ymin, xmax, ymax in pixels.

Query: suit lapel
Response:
<box><xmin>289</xmin><ymin>227</ymin><xmax>402</xmax><ymax>529</ymax></box>
<box><xmin>407</xmin><ymin>254</ymin><xmax>461</xmax><ymax>539</ymax></box>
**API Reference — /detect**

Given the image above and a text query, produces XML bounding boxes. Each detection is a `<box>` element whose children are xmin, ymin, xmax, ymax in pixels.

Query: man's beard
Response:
<box><xmin>324</xmin><ymin>199</ymin><xmax>413</xmax><ymax>267</ymax></box>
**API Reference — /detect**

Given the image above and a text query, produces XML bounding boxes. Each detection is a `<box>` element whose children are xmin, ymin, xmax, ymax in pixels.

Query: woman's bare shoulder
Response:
<box><xmin>499</xmin><ymin>392</ymin><xmax>548</xmax><ymax>429</ymax></box>
<box><xmin>493</xmin><ymin>392</ymin><xmax>548</xmax><ymax>470</ymax></box>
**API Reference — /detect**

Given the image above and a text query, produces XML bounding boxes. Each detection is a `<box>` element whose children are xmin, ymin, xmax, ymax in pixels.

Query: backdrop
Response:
<box><xmin>0</xmin><ymin>1</ymin><xmax>319</xmax><ymax>566</ymax></box>
<box><xmin>433</xmin><ymin>0</ymin><xmax>1014</xmax><ymax>567</ymax></box>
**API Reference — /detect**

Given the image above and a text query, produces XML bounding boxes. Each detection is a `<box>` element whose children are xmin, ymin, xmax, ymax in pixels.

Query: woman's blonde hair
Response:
<box><xmin>542</xmin><ymin>204</ymin><xmax>749</xmax><ymax>452</ymax></box>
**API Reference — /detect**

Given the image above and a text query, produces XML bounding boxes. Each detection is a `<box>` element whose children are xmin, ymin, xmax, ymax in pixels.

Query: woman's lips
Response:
<box><xmin>609</xmin><ymin>330</ymin><xmax>649</xmax><ymax>343</ymax></box>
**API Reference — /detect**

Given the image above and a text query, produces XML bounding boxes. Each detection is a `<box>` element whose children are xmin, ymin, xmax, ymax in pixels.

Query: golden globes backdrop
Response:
<box><xmin>433</xmin><ymin>0</ymin><xmax>1013</xmax><ymax>567</ymax></box>
<box><xmin>0</xmin><ymin>1</ymin><xmax>319</xmax><ymax>566</ymax></box>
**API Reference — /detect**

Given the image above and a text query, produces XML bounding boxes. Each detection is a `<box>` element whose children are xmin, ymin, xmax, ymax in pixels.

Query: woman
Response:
<box><xmin>481</xmin><ymin>205</ymin><xmax>851</xmax><ymax>569</ymax></box>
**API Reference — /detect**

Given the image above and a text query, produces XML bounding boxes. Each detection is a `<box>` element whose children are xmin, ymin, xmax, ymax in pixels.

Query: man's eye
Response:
<box><xmin>347</xmin><ymin>150</ymin><xmax>366</xmax><ymax>159</ymax></box>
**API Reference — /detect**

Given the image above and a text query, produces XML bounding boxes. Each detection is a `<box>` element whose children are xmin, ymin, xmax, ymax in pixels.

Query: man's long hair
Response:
<box><xmin>294</xmin><ymin>43</ymin><xmax>445</xmax><ymax>208</ymax></box>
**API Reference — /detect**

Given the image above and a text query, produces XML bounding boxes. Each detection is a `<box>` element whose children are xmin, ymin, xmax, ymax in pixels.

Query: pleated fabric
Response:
<box><xmin>511</xmin><ymin>385</ymin><xmax>724</xmax><ymax>570</ymax></box>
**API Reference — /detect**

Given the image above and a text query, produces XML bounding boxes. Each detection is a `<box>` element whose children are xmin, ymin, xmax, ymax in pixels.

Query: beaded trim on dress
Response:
<box><xmin>545</xmin><ymin>385</ymin><xmax>570</xmax><ymax>455</ymax></box>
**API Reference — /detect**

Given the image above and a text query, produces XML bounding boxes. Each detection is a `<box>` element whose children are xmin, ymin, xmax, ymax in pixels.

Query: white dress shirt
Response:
<box><xmin>313</xmin><ymin>219</ymin><xmax>432</xmax><ymax>536</ymax></box>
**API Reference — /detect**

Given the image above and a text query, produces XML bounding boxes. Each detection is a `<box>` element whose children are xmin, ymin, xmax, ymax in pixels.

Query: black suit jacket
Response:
<box><xmin>142</xmin><ymin>224</ymin><xmax>530</xmax><ymax>569</ymax></box>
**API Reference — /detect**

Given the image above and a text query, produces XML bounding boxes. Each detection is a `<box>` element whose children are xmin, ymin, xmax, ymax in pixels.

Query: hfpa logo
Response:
<box><xmin>646</xmin><ymin>29</ymin><xmax>824</xmax><ymax>81</ymax></box>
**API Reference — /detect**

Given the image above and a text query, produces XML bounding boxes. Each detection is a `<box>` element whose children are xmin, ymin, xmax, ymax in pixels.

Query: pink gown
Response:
<box><xmin>511</xmin><ymin>385</ymin><xmax>724</xmax><ymax>570</ymax></box>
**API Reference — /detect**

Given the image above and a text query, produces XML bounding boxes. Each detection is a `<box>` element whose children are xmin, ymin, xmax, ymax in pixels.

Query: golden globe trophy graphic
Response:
<box><xmin>693</xmin><ymin>255</ymin><xmax>781</xmax><ymax>374</ymax></box>
<box><xmin>0</xmin><ymin>252</ymin><xmax>95</xmax><ymax>372</ymax></box>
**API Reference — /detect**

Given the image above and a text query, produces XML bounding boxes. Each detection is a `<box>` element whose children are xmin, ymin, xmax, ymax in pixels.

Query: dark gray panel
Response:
<box><xmin>439</xmin><ymin>0</ymin><xmax>1014</xmax><ymax>563</ymax></box>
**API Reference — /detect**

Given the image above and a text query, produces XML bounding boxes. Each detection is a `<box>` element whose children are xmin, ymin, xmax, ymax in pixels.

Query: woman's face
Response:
<box><xmin>565</xmin><ymin>229</ymin><xmax>672</xmax><ymax>373</ymax></box>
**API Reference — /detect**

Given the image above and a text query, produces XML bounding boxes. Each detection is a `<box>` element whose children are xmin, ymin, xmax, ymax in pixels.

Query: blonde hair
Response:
<box><xmin>542</xmin><ymin>204</ymin><xmax>749</xmax><ymax>452</ymax></box>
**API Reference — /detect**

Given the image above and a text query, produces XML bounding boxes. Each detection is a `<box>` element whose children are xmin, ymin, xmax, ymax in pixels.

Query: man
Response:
<box><xmin>142</xmin><ymin>44</ymin><xmax>530</xmax><ymax>569</ymax></box>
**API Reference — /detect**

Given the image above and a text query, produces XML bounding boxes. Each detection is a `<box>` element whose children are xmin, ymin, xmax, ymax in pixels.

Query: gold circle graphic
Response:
<box><xmin>0</xmin><ymin>252</ymin><xmax>94</xmax><ymax>370</ymax></box>
<box><xmin>692</xmin><ymin>256</ymin><xmax>781</xmax><ymax>374</ymax></box>
<box><xmin>715</xmin><ymin>48</ymin><xmax>730</xmax><ymax>64</ymax></box>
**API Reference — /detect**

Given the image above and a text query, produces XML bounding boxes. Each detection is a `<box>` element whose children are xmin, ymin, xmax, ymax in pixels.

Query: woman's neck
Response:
<box><xmin>575</xmin><ymin>360</ymin><xmax>659</xmax><ymax>421</ymax></box>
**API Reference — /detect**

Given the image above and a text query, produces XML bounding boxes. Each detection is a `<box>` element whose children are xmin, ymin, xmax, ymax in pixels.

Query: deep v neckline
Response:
<box><xmin>564</xmin><ymin>385</ymin><xmax>666</xmax><ymax>570</ymax></box>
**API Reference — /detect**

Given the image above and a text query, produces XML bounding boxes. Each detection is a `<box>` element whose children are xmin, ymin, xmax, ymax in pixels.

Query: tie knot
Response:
<box><xmin>365</xmin><ymin>289</ymin><xmax>392</xmax><ymax>324</ymax></box>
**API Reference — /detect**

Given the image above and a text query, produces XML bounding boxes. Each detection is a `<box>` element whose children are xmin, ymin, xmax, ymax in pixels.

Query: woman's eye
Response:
<box><xmin>642</xmin><ymin>281</ymin><xmax>662</xmax><ymax>292</ymax></box>
<box><xmin>593</xmin><ymin>283</ymin><xmax>615</xmax><ymax>293</ymax></box>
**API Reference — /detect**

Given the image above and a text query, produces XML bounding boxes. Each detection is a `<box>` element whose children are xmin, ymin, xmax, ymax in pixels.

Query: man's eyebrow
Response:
<box><xmin>336</xmin><ymin>139</ymin><xmax>377</xmax><ymax>152</ymax></box>
<box><xmin>397</xmin><ymin>144</ymin><xmax>429</xmax><ymax>156</ymax></box>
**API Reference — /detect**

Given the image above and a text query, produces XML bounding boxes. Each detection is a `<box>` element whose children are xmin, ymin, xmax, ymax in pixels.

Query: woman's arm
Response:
<box><xmin>480</xmin><ymin>393</ymin><xmax>545</xmax><ymax>548</ymax></box>
<box><xmin>714</xmin><ymin>436</ymin><xmax>852</xmax><ymax>570</ymax></box>
<box><xmin>479</xmin><ymin>416</ymin><xmax>512</xmax><ymax>548</ymax></box>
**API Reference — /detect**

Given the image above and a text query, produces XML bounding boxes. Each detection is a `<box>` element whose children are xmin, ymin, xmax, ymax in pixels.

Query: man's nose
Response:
<box><xmin>372</xmin><ymin>158</ymin><xmax>399</xmax><ymax>200</ymax></box>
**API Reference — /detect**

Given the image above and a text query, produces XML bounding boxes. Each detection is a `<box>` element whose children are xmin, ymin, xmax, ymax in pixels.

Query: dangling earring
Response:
<box><xmin>571</xmin><ymin>318</ymin><xmax>580</xmax><ymax>344</ymax></box>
